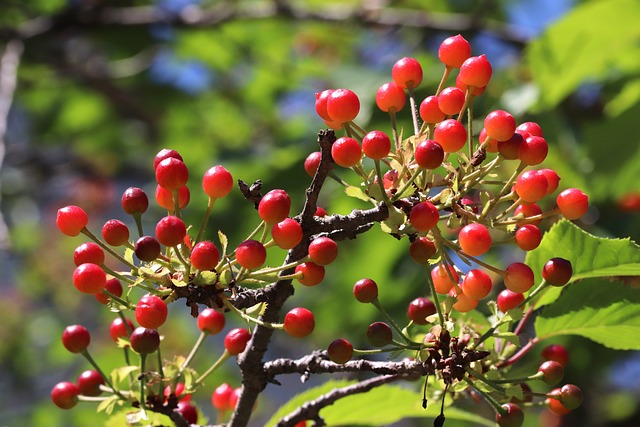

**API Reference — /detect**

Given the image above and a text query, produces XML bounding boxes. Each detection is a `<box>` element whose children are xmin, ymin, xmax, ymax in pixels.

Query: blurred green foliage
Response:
<box><xmin>1</xmin><ymin>0</ymin><xmax>639</xmax><ymax>426</ymax></box>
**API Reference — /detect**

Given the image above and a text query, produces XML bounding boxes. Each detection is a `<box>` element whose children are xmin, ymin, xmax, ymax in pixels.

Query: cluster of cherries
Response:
<box><xmin>50</xmin><ymin>34</ymin><xmax>590</xmax><ymax>427</ymax></box>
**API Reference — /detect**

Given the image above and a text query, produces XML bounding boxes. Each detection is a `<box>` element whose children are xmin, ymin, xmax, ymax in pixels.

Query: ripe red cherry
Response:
<box><xmin>284</xmin><ymin>307</ymin><xmax>315</xmax><ymax>338</ymax></box>
<box><xmin>202</xmin><ymin>165</ymin><xmax>234</xmax><ymax>199</ymax></box>
<box><xmin>326</xmin><ymin>88</ymin><xmax>360</xmax><ymax>123</ymax></box>
<box><xmin>458</xmin><ymin>223</ymin><xmax>492</xmax><ymax>256</ymax></box>
<box><xmin>353</xmin><ymin>278</ymin><xmax>378</xmax><ymax>303</ymax></box>
<box><xmin>135</xmin><ymin>295</ymin><xmax>168</xmax><ymax>329</ymax></box>
<box><xmin>95</xmin><ymin>277</ymin><xmax>123</xmax><ymax>305</ymax></box>
<box><xmin>437</xmin><ymin>87</ymin><xmax>465</xmax><ymax>116</ymax></box>
<box><xmin>504</xmin><ymin>262</ymin><xmax>535</xmax><ymax>293</ymax></box>
<box><xmin>175</xmin><ymin>401</ymin><xmax>198</xmax><ymax>424</ymax></box>
<box><xmin>495</xmin><ymin>402</ymin><xmax>524</xmax><ymax>427</ymax></box>
<box><xmin>134</xmin><ymin>235</ymin><xmax>161</xmax><ymax>262</ymax></box>
<box><xmin>559</xmin><ymin>384</ymin><xmax>583</xmax><ymax>410</ymax></box>
<box><xmin>130</xmin><ymin>327</ymin><xmax>161</xmax><ymax>354</ymax></box>
<box><xmin>547</xmin><ymin>392</ymin><xmax>571</xmax><ymax>416</ymax></box>
<box><xmin>212</xmin><ymin>382</ymin><xmax>234</xmax><ymax>411</ymax></box>
<box><xmin>455</xmin><ymin>73</ymin><xmax>486</xmax><ymax>96</ymax></box>
<box><xmin>407</xmin><ymin>297</ymin><xmax>436</xmax><ymax>325</ymax></box>
<box><xmin>497</xmin><ymin>132</ymin><xmax>523</xmax><ymax>160</ymax></box>
<box><xmin>409</xmin><ymin>201</ymin><xmax>440</xmax><ymax>232</ymax></box>
<box><xmin>73</xmin><ymin>263</ymin><xmax>107</xmax><ymax>294</ymax></box>
<box><xmin>514</xmin><ymin>224</ymin><xmax>542</xmax><ymax>251</ymax></box>
<box><xmin>539</xmin><ymin>168</ymin><xmax>561</xmax><ymax>194</ymax></box>
<box><xmin>451</xmin><ymin>288</ymin><xmax>479</xmax><ymax>313</ymax></box>
<box><xmin>191</xmin><ymin>241</ymin><xmax>220</xmax><ymax>271</ymax></box>
<box><xmin>434</xmin><ymin>119</ymin><xmax>467</xmax><ymax>152</ymax></box>
<box><xmin>516</xmin><ymin>121</ymin><xmax>543</xmax><ymax>137</ymax></box>
<box><xmin>303</xmin><ymin>151</ymin><xmax>322</xmax><ymax>177</ymax></box>
<box><xmin>459</xmin><ymin>54</ymin><xmax>493</xmax><ymax>88</ymax></box>
<box><xmin>409</xmin><ymin>236</ymin><xmax>437</xmax><ymax>264</ymax></box>
<box><xmin>51</xmin><ymin>381</ymin><xmax>80</xmax><ymax>409</ymax></box>
<box><xmin>331</xmin><ymin>137</ymin><xmax>362</xmax><ymax>168</ymax></box>
<box><xmin>514</xmin><ymin>203</ymin><xmax>542</xmax><ymax>226</ymax></box>
<box><xmin>56</xmin><ymin>205</ymin><xmax>88</xmax><ymax>236</ymax></box>
<box><xmin>155</xmin><ymin>157</ymin><xmax>189</xmax><ymax>190</ymax></box>
<box><xmin>419</xmin><ymin>96</ymin><xmax>446</xmax><ymax>124</ymax></box>
<box><xmin>74</xmin><ymin>242</ymin><xmax>104</xmax><ymax>266</ymax></box>
<box><xmin>102</xmin><ymin>219</ymin><xmax>130</xmax><ymax>246</ymax></box>
<box><xmin>538</xmin><ymin>360</ymin><xmax>564</xmax><ymax>385</ymax></box>
<box><xmin>224</xmin><ymin>328</ymin><xmax>251</xmax><ymax>355</ymax></box>
<box><xmin>515</xmin><ymin>170</ymin><xmax>548</xmax><ymax>203</ymax></box>
<box><xmin>228</xmin><ymin>387</ymin><xmax>241</xmax><ymax>410</ymax></box>
<box><xmin>542</xmin><ymin>257</ymin><xmax>573</xmax><ymax>286</ymax></box>
<box><xmin>415</xmin><ymin>139</ymin><xmax>445</xmax><ymax>170</ymax></box>
<box><xmin>618</xmin><ymin>192</ymin><xmax>640</xmax><ymax>212</ymax></box>
<box><xmin>541</xmin><ymin>344</ymin><xmax>569</xmax><ymax>366</ymax></box>
<box><xmin>121</xmin><ymin>187</ymin><xmax>149</xmax><ymax>215</ymax></box>
<box><xmin>431</xmin><ymin>264</ymin><xmax>459</xmax><ymax>294</ymax></box>
<box><xmin>496</xmin><ymin>289</ymin><xmax>524</xmax><ymax>312</ymax></box>
<box><xmin>156</xmin><ymin>185</ymin><xmax>190</xmax><ymax>211</ymax></box>
<box><xmin>154</xmin><ymin>148</ymin><xmax>183</xmax><ymax>169</ymax></box>
<box><xmin>438</xmin><ymin>34</ymin><xmax>472</xmax><ymax>68</ymax></box>
<box><xmin>62</xmin><ymin>324</ymin><xmax>91</xmax><ymax>353</ymax></box>
<box><xmin>556</xmin><ymin>188</ymin><xmax>588</xmax><ymax>220</ymax></box>
<box><xmin>155</xmin><ymin>215</ymin><xmax>187</xmax><ymax>247</ymax></box>
<box><xmin>327</xmin><ymin>338</ymin><xmax>353</xmax><ymax>364</ymax></box>
<box><xmin>271</xmin><ymin>218</ymin><xmax>303</xmax><ymax>250</ymax></box>
<box><xmin>235</xmin><ymin>239</ymin><xmax>267</xmax><ymax>270</ymax></box>
<box><xmin>461</xmin><ymin>269</ymin><xmax>493</xmax><ymax>300</ymax></box>
<box><xmin>366</xmin><ymin>321</ymin><xmax>393</xmax><ymax>347</ymax></box>
<box><xmin>258</xmin><ymin>189</ymin><xmax>291</xmax><ymax>224</ymax></box>
<box><xmin>376</xmin><ymin>82</ymin><xmax>406</xmax><ymax>113</ymax></box>
<box><xmin>197</xmin><ymin>308</ymin><xmax>226</xmax><ymax>335</ymax></box>
<box><xmin>484</xmin><ymin>110</ymin><xmax>516</xmax><ymax>142</ymax></box>
<box><xmin>295</xmin><ymin>262</ymin><xmax>325</xmax><ymax>286</ymax></box>
<box><xmin>392</xmin><ymin>57</ymin><xmax>423</xmax><ymax>89</ymax></box>
<box><xmin>519</xmin><ymin>136</ymin><xmax>548</xmax><ymax>165</ymax></box>
<box><xmin>308</xmin><ymin>236</ymin><xmax>338</xmax><ymax>266</ymax></box>
<box><xmin>77</xmin><ymin>369</ymin><xmax>104</xmax><ymax>396</ymax></box>
<box><xmin>315</xmin><ymin>89</ymin><xmax>334</xmax><ymax>121</ymax></box>
<box><xmin>362</xmin><ymin>130</ymin><xmax>391</xmax><ymax>160</ymax></box>
<box><xmin>109</xmin><ymin>317</ymin><xmax>134</xmax><ymax>342</ymax></box>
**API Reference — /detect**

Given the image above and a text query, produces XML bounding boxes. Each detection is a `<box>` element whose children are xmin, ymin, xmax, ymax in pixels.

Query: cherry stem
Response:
<box><xmin>195</xmin><ymin>197</ymin><xmax>216</xmax><ymax>245</ymax></box>
<box><xmin>139</xmin><ymin>353</ymin><xmax>147</xmax><ymax>410</ymax></box>
<box><xmin>513</xmin><ymin>307</ymin><xmax>535</xmax><ymax>336</ymax></box>
<box><xmin>425</xmin><ymin>266</ymin><xmax>446</xmax><ymax>327</ymax></box>
<box><xmin>81</xmin><ymin>349</ymin><xmax>127</xmax><ymax>401</ymax></box>
<box><xmin>374</xmin><ymin>159</ymin><xmax>391</xmax><ymax>205</ymax></box>
<box><xmin>223</xmin><ymin>298</ymin><xmax>284</xmax><ymax>330</ymax></box>
<box><xmin>496</xmin><ymin>337</ymin><xmax>540</xmax><ymax>369</ymax></box>
<box><xmin>102</xmin><ymin>288</ymin><xmax>131</xmax><ymax>309</ymax></box>
<box><xmin>480</xmin><ymin>161</ymin><xmax>526</xmax><ymax>220</ymax></box>
<box><xmin>464</xmin><ymin>376</ymin><xmax>507</xmax><ymax>416</ymax></box>
<box><xmin>248</xmin><ymin>260</ymin><xmax>303</xmax><ymax>279</ymax></box>
<box><xmin>457</xmin><ymin>250</ymin><xmax>506</xmax><ymax>276</ymax></box>
<box><xmin>494</xmin><ymin>197</ymin><xmax>523</xmax><ymax>222</ymax></box>
<box><xmin>347</xmin><ymin>120</ymin><xmax>367</xmax><ymax>139</ymax></box>
<box><xmin>193</xmin><ymin>350</ymin><xmax>231</xmax><ymax>387</ymax></box>
<box><xmin>132</xmin><ymin>211</ymin><xmax>144</xmax><ymax>238</ymax></box>
<box><xmin>178</xmin><ymin>331</ymin><xmax>206</xmax><ymax>379</ymax></box>
<box><xmin>371</xmin><ymin>298</ymin><xmax>416</xmax><ymax>346</ymax></box>
<box><xmin>156</xmin><ymin>346</ymin><xmax>164</xmax><ymax>391</ymax></box>
<box><xmin>496</xmin><ymin>207</ymin><xmax>561</xmax><ymax>226</ymax></box>
<box><xmin>172</xmin><ymin>245</ymin><xmax>191</xmax><ymax>274</ymax></box>
<box><xmin>390</xmin><ymin>166</ymin><xmax>422</xmax><ymax>203</ymax></box>
<box><xmin>81</xmin><ymin>228</ymin><xmax>137</xmax><ymax>270</ymax></box>
<box><xmin>388</xmin><ymin>109</ymin><xmax>400</xmax><ymax>151</ymax></box>
<box><xmin>435</xmin><ymin>66</ymin><xmax>452</xmax><ymax>96</ymax></box>
<box><xmin>520</xmin><ymin>280</ymin><xmax>549</xmax><ymax>307</ymax></box>
<box><xmin>407</xmin><ymin>85</ymin><xmax>420</xmax><ymax>136</ymax></box>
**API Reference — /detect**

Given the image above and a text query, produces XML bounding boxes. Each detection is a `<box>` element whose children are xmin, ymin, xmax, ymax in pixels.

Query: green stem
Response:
<box><xmin>371</xmin><ymin>299</ymin><xmax>416</xmax><ymax>345</ymax></box>
<box><xmin>479</xmin><ymin>162</ymin><xmax>526</xmax><ymax>220</ymax></box>
<box><xmin>435</xmin><ymin>66</ymin><xmax>452</xmax><ymax>96</ymax></box>
<box><xmin>390</xmin><ymin>166</ymin><xmax>422</xmax><ymax>203</ymax></box>
<box><xmin>81</xmin><ymin>349</ymin><xmax>127</xmax><ymax>400</ymax></box>
<box><xmin>425</xmin><ymin>265</ymin><xmax>446</xmax><ymax>327</ymax></box>
<box><xmin>407</xmin><ymin>85</ymin><xmax>420</xmax><ymax>136</ymax></box>
<box><xmin>102</xmin><ymin>288</ymin><xmax>131</xmax><ymax>309</ymax></box>
<box><xmin>464</xmin><ymin>377</ymin><xmax>506</xmax><ymax>415</ymax></box>
<box><xmin>139</xmin><ymin>353</ymin><xmax>147</xmax><ymax>410</ymax></box>
<box><xmin>223</xmin><ymin>298</ymin><xmax>283</xmax><ymax>330</ymax></box>
<box><xmin>195</xmin><ymin>197</ymin><xmax>216</xmax><ymax>245</ymax></box>
<box><xmin>179</xmin><ymin>331</ymin><xmax>207</xmax><ymax>377</ymax></box>
<box><xmin>374</xmin><ymin>159</ymin><xmax>391</xmax><ymax>205</ymax></box>
<box><xmin>82</xmin><ymin>228</ymin><xmax>137</xmax><ymax>270</ymax></box>
<box><xmin>193</xmin><ymin>350</ymin><xmax>231</xmax><ymax>387</ymax></box>
<box><xmin>132</xmin><ymin>212</ymin><xmax>144</xmax><ymax>238</ymax></box>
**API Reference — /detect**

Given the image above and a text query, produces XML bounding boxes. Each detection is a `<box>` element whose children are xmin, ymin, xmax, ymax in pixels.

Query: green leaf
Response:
<box><xmin>345</xmin><ymin>185</ymin><xmax>371</xmax><ymax>202</ymax></box>
<box><xmin>110</xmin><ymin>365</ymin><xmax>139</xmax><ymax>386</ymax></box>
<box><xmin>535</xmin><ymin>279</ymin><xmax>640</xmax><ymax>350</ymax></box>
<box><xmin>526</xmin><ymin>220</ymin><xmax>640</xmax><ymax>307</ymax></box>
<box><xmin>97</xmin><ymin>395</ymin><xmax>121</xmax><ymax>415</ymax></box>
<box><xmin>526</xmin><ymin>0</ymin><xmax>640</xmax><ymax>110</ymax></box>
<box><xmin>218</xmin><ymin>230</ymin><xmax>229</xmax><ymax>258</ymax></box>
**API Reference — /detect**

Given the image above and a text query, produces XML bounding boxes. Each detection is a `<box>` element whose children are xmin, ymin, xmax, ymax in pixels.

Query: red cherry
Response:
<box><xmin>409</xmin><ymin>201</ymin><xmax>440</xmax><ymax>232</ymax></box>
<box><xmin>495</xmin><ymin>402</ymin><xmax>524</xmax><ymax>427</ymax></box>
<box><xmin>56</xmin><ymin>205</ymin><xmax>88</xmax><ymax>236</ymax></box>
<box><xmin>496</xmin><ymin>289</ymin><xmax>524</xmax><ymax>312</ymax></box>
<box><xmin>156</xmin><ymin>185</ymin><xmax>190</xmax><ymax>211</ymax></box>
<box><xmin>102</xmin><ymin>219</ymin><xmax>130</xmax><ymax>246</ymax></box>
<box><xmin>331</xmin><ymin>137</ymin><xmax>362</xmax><ymax>168</ymax></box>
<box><xmin>459</xmin><ymin>54</ymin><xmax>493</xmax><ymax>88</ymax></box>
<box><xmin>484</xmin><ymin>110</ymin><xmax>516</xmax><ymax>142</ymax></box>
<box><xmin>556</xmin><ymin>188</ymin><xmax>588</xmax><ymax>220</ymax></box>
<box><xmin>295</xmin><ymin>262</ymin><xmax>325</xmax><ymax>286</ymax></box>
<box><xmin>175</xmin><ymin>401</ymin><xmax>198</xmax><ymax>424</ymax></box>
<box><xmin>315</xmin><ymin>89</ymin><xmax>334</xmax><ymax>121</ymax></box>
<box><xmin>134</xmin><ymin>235</ymin><xmax>161</xmax><ymax>262</ymax></box>
<box><xmin>326</xmin><ymin>88</ymin><xmax>360</xmax><ymax>123</ymax></box>
<box><xmin>409</xmin><ymin>236</ymin><xmax>437</xmax><ymax>264</ymax></box>
<box><xmin>461</xmin><ymin>269</ymin><xmax>493</xmax><ymax>300</ymax></box>
<box><xmin>541</xmin><ymin>344</ymin><xmax>569</xmax><ymax>366</ymax></box>
<box><xmin>109</xmin><ymin>317</ymin><xmax>134</xmax><ymax>342</ymax></box>
<box><xmin>283</xmin><ymin>307</ymin><xmax>315</xmax><ymax>338</ymax></box>
<box><xmin>130</xmin><ymin>327</ymin><xmax>160</xmax><ymax>354</ymax></box>
<box><xmin>516</xmin><ymin>121</ymin><xmax>543</xmax><ymax>137</ymax></box>
<box><xmin>62</xmin><ymin>324</ymin><xmax>91</xmax><ymax>353</ymax></box>
<box><xmin>51</xmin><ymin>381</ymin><xmax>80</xmax><ymax>409</ymax></box>
<box><xmin>407</xmin><ymin>297</ymin><xmax>436</xmax><ymax>325</ymax></box>
<box><xmin>519</xmin><ymin>136</ymin><xmax>548</xmax><ymax>165</ymax></box>
<box><xmin>515</xmin><ymin>170</ymin><xmax>548</xmax><ymax>203</ymax></box>
<box><xmin>437</xmin><ymin>87</ymin><xmax>465</xmax><ymax>116</ymax></box>
<box><xmin>392</xmin><ymin>57</ymin><xmax>423</xmax><ymax>89</ymax></box>
<box><xmin>539</xmin><ymin>168</ymin><xmax>561</xmax><ymax>194</ymax></box>
<box><xmin>542</xmin><ymin>257</ymin><xmax>573</xmax><ymax>287</ymax></box>
<box><xmin>431</xmin><ymin>264</ymin><xmax>459</xmax><ymax>295</ymax></box>
<box><xmin>514</xmin><ymin>203</ymin><xmax>543</xmax><ymax>226</ymax></box>
<box><xmin>327</xmin><ymin>338</ymin><xmax>353</xmax><ymax>364</ymax></box>
<box><xmin>538</xmin><ymin>360</ymin><xmax>564</xmax><ymax>385</ymax></box>
<box><xmin>73</xmin><ymin>263</ymin><xmax>107</xmax><ymax>294</ymax></box>
<box><xmin>211</xmin><ymin>382</ymin><xmax>234</xmax><ymax>411</ymax></box>
<box><xmin>375</xmin><ymin>82</ymin><xmax>406</xmax><ymax>113</ymax></box>
<box><xmin>224</xmin><ymin>328</ymin><xmax>251</xmax><ymax>355</ymax></box>
<box><xmin>514</xmin><ymin>224</ymin><xmax>542</xmax><ymax>251</ymax></box>
<box><xmin>618</xmin><ymin>192</ymin><xmax>640</xmax><ymax>212</ymax></box>
<box><xmin>304</xmin><ymin>151</ymin><xmax>322</xmax><ymax>177</ymax></box>
<box><xmin>154</xmin><ymin>148</ymin><xmax>183</xmax><ymax>170</ymax></box>
<box><xmin>455</xmin><ymin>73</ymin><xmax>486</xmax><ymax>96</ymax></box>
<box><xmin>458</xmin><ymin>223</ymin><xmax>492</xmax><ymax>256</ymax></box>
<box><xmin>121</xmin><ymin>187</ymin><xmax>149</xmax><ymax>215</ymax></box>
<box><xmin>415</xmin><ymin>139</ymin><xmax>444</xmax><ymax>170</ymax></box>
<box><xmin>197</xmin><ymin>308</ymin><xmax>226</xmax><ymax>335</ymax></box>
<box><xmin>74</xmin><ymin>242</ymin><xmax>105</xmax><ymax>266</ymax></box>
<box><xmin>366</xmin><ymin>321</ymin><xmax>393</xmax><ymax>347</ymax></box>
<box><xmin>547</xmin><ymin>392</ymin><xmax>571</xmax><ymax>416</ymax></box>
<box><xmin>235</xmin><ymin>240</ymin><xmax>267</xmax><ymax>270</ymax></box>
<box><xmin>258</xmin><ymin>189</ymin><xmax>291</xmax><ymax>224</ymax></box>
<box><xmin>498</xmin><ymin>132</ymin><xmax>524</xmax><ymax>160</ymax></box>
<box><xmin>155</xmin><ymin>215</ymin><xmax>187</xmax><ymax>247</ymax></box>
<box><xmin>438</xmin><ymin>34</ymin><xmax>472</xmax><ymax>68</ymax></box>
<box><xmin>353</xmin><ymin>278</ymin><xmax>378</xmax><ymax>303</ymax></box>
<box><xmin>434</xmin><ymin>119</ymin><xmax>467</xmax><ymax>152</ymax></box>
<box><xmin>419</xmin><ymin>96</ymin><xmax>446</xmax><ymax>124</ymax></box>
<box><xmin>308</xmin><ymin>236</ymin><xmax>338</xmax><ymax>266</ymax></box>
<box><xmin>504</xmin><ymin>262</ymin><xmax>535</xmax><ymax>293</ymax></box>
<box><xmin>271</xmin><ymin>218</ymin><xmax>303</xmax><ymax>249</ymax></box>
<box><xmin>155</xmin><ymin>157</ymin><xmax>189</xmax><ymax>191</ymax></box>
<box><xmin>362</xmin><ymin>130</ymin><xmax>391</xmax><ymax>160</ymax></box>
<box><xmin>135</xmin><ymin>294</ymin><xmax>168</xmax><ymax>329</ymax></box>
<box><xmin>94</xmin><ymin>277</ymin><xmax>123</xmax><ymax>305</ymax></box>
<box><xmin>202</xmin><ymin>165</ymin><xmax>234</xmax><ymax>199</ymax></box>
<box><xmin>191</xmin><ymin>241</ymin><xmax>220</xmax><ymax>271</ymax></box>
<box><xmin>451</xmin><ymin>288</ymin><xmax>479</xmax><ymax>313</ymax></box>
<box><xmin>77</xmin><ymin>369</ymin><xmax>104</xmax><ymax>396</ymax></box>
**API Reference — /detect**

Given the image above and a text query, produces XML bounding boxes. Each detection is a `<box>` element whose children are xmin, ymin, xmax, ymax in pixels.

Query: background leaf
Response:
<box><xmin>535</xmin><ymin>279</ymin><xmax>640</xmax><ymax>350</ymax></box>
